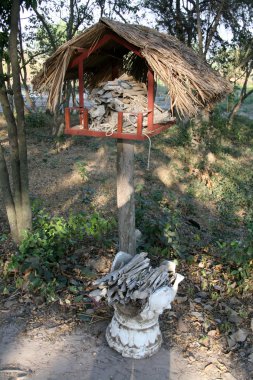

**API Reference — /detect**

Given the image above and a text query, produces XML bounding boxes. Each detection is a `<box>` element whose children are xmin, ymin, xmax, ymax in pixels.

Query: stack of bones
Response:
<box><xmin>84</xmin><ymin>74</ymin><xmax>173</xmax><ymax>135</ymax></box>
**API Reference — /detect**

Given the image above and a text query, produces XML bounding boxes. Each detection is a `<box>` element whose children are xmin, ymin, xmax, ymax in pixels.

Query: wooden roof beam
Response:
<box><xmin>68</xmin><ymin>33</ymin><xmax>142</xmax><ymax>70</ymax></box>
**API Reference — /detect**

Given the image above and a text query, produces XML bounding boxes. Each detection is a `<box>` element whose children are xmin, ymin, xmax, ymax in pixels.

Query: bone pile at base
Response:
<box><xmin>89</xmin><ymin>252</ymin><xmax>176</xmax><ymax>306</ymax></box>
<box><xmin>88</xmin><ymin>74</ymin><xmax>173</xmax><ymax>134</ymax></box>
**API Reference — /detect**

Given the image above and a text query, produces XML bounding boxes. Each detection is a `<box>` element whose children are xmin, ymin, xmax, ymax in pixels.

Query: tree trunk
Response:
<box><xmin>6</xmin><ymin>62</ymin><xmax>14</xmax><ymax>110</ymax></box>
<box><xmin>196</xmin><ymin>0</ymin><xmax>204</xmax><ymax>58</ymax></box>
<box><xmin>72</xmin><ymin>80</ymin><xmax>77</xmax><ymax>107</ymax></box>
<box><xmin>19</xmin><ymin>16</ymin><xmax>35</xmax><ymax>111</ymax></box>
<box><xmin>67</xmin><ymin>0</ymin><xmax>74</xmax><ymax>41</ymax></box>
<box><xmin>9</xmin><ymin>0</ymin><xmax>32</xmax><ymax>236</ymax></box>
<box><xmin>0</xmin><ymin>0</ymin><xmax>32</xmax><ymax>244</ymax></box>
<box><xmin>32</xmin><ymin>7</ymin><xmax>57</xmax><ymax>51</ymax></box>
<box><xmin>0</xmin><ymin>144</ymin><xmax>19</xmax><ymax>242</ymax></box>
<box><xmin>228</xmin><ymin>64</ymin><xmax>253</xmax><ymax>125</ymax></box>
<box><xmin>64</xmin><ymin>80</ymin><xmax>72</xmax><ymax>108</ymax></box>
<box><xmin>117</xmin><ymin>139</ymin><xmax>136</xmax><ymax>256</ymax></box>
<box><xmin>228</xmin><ymin>88</ymin><xmax>253</xmax><ymax>124</ymax></box>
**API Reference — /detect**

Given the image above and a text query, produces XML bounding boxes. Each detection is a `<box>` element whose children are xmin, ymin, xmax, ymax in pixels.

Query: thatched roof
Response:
<box><xmin>33</xmin><ymin>18</ymin><xmax>232</xmax><ymax>117</ymax></box>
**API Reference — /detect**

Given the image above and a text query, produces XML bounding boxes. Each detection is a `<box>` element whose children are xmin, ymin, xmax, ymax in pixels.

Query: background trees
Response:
<box><xmin>142</xmin><ymin>0</ymin><xmax>253</xmax><ymax>115</ymax></box>
<box><xmin>0</xmin><ymin>0</ymin><xmax>252</xmax><ymax>244</ymax></box>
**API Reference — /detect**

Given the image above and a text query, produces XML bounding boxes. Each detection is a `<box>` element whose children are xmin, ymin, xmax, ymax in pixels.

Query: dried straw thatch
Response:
<box><xmin>33</xmin><ymin>18</ymin><xmax>232</xmax><ymax>117</ymax></box>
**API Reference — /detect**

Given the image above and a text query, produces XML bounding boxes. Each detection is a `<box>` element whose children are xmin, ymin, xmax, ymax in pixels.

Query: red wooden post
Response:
<box><xmin>118</xmin><ymin>112</ymin><xmax>123</xmax><ymax>133</ymax></box>
<box><xmin>147</xmin><ymin>69</ymin><xmax>154</xmax><ymax>131</ymax></box>
<box><xmin>65</xmin><ymin>107</ymin><xmax>71</xmax><ymax>130</ymax></box>
<box><xmin>137</xmin><ymin>113</ymin><xmax>143</xmax><ymax>137</ymax></box>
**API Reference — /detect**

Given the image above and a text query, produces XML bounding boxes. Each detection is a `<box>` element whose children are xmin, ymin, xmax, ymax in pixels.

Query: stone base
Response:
<box><xmin>105</xmin><ymin>307</ymin><xmax>162</xmax><ymax>359</ymax></box>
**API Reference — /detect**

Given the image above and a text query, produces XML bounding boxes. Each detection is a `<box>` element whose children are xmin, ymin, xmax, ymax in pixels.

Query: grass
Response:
<box><xmin>140</xmin><ymin>109</ymin><xmax>253</xmax><ymax>291</ymax></box>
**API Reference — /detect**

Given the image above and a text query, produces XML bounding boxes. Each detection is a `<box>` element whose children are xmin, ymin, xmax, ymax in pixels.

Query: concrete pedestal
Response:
<box><xmin>106</xmin><ymin>305</ymin><xmax>162</xmax><ymax>359</ymax></box>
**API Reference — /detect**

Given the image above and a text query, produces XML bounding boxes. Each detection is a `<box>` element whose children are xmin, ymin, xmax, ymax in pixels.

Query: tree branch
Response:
<box><xmin>72</xmin><ymin>0</ymin><xmax>92</xmax><ymax>36</ymax></box>
<box><xmin>196</xmin><ymin>0</ymin><xmax>204</xmax><ymax>57</ymax></box>
<box><xmin>204</xmin><ymin>0</ymin><xmax>225</xmax><ymax>55</ymax></box>
<box><xmin>32</xmin><ymin>6</ymin><xmax>57</xmax><ymax>50</ymax></box>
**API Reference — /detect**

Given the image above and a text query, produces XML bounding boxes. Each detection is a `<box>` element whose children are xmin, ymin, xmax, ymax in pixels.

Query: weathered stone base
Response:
<box><xmin>106</xmin><ymin>307</ymin><xmax>162</xmax><ymax>359</ymax></box>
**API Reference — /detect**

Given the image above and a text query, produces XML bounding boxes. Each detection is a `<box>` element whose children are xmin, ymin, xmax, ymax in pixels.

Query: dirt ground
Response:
<box><xmin>0</xmin><ymin>305</ymin><xmax>248</xmax><ymax>380</ymax></box>
<box><xmin>0</xmin><ymin>122</ymin><xmax>253</xmax><ymax>380</ymax></box>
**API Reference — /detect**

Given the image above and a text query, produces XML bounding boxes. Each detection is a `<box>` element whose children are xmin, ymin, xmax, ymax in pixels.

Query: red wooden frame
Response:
<box><xmin>68</xmin><ymin>33</ymin><xmax>142</xmax><ymax>70</ymax></box>
<box><xmin>64</xmin><ymin>107</ymin><xmax>175</xmax><ymax>141</ymax></box>
<box><xmin>65</xmin><ymin>32</ymin><xmax>175</xmax><ymax>140</ymax></box>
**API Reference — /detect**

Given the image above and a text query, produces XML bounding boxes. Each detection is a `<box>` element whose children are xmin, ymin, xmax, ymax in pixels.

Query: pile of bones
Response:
<box><xmin>90</xmin><ymin>252</ymin><xmax>178</xmax><ymax>309</ymax></box>
<box><xmin>84</xmin><ymin>74</ymin><xmax>174</xmax><ymax>135</ymax></box>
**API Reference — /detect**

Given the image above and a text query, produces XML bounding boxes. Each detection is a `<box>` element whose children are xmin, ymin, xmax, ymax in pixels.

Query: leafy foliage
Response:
<box><xmin>216</xmin><ymin>219</ymin><xmax>253</xmax><ymax>291</ymax></box>
<box><xmin>25</xmin><ymin>111</ymin><xmax>52</xmax><ymax>128</ymax></box>
<box><xmin>0</xmin><ymin>0</ymin><xmax>37</xmax><ymax>51</ymax></box>
<box><xmin>136</xmin><ymin>187</ymin><xmax>183</xmax><ymax>258</ymax></box>
<box><xmin>3</xmin><ymin>204</ymin><xmax>115</xmax><ymax>300</ymax></box>
<box><xmin>75</xmin><ymin>160</ymin><xmax>89</xmax><ymax>182</ymax></box>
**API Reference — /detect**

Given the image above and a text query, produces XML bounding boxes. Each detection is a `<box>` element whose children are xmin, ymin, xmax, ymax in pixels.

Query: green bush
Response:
<box><xmin>4</xmin><ymin>206</ymin><xmax>115</xmax><ymax>300</ymax></box>
<box><xmin>218</xmin><ymin>219</ymin><xmax>253</xmax><ymax>266</ymax></box>
<box><xmin>216</xmin><ymin>219</ymin><xmax>253</xmax><ymax>293</ymax></box>
<box><xmin>25</xmin><ymin>111</ymin><xmax>51</xmax><ymax>128</ymax></box>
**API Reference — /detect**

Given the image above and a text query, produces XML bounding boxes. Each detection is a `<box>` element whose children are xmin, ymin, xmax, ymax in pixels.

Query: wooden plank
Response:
<box><xmin>148</xmin><ymin>121</ymin><xmax>176</xmax><ymax>132</ymax></box>
<box><xmin>109</xmin><ymin>34</ymin><xmax>142</xmax><ymax>57</ymax></box>
<box><xmin>68</xmin><ymin>34</ymin><xmax>112</xmax><ymax>69</ymax></box>
<box><xmin>64</xmin><ymin>128</ymin><xmax>147</xmax><ymax>141</ymax></box>
<box><xmin>117</xmin><ymin>139</ymin><xmax>136</xmax><ymax>256</ymax></box>
<box><xmin>64</xmin><ymin>105</ymin><xmax>176</xmax><ymax>140</ymax></box>
<box><xmin>147</xmin><ymin>122</ymin><xmax>175</xmax><ymax>137</ymax></box>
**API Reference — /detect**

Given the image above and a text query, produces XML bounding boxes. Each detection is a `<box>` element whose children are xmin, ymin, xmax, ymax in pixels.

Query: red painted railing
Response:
<box><xmin>64</xmin><ymin>107</ymin><xmax>175</xmax><ymax>141</ymax></box>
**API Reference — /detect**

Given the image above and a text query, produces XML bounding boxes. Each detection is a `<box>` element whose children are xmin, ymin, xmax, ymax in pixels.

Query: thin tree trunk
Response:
<box><xmin>67</xmin><ymin>0</ymin><xmax>74</xmax><ymax>40</ymax></box>
<box><xmin>19</xmin><ymin>16</ymin><xmax>35</xmax><ymax>111</ymax></box>
<box><xmin>64</xmin><ymin>80</ymin><xmax>72</xmax><ymax>108</ymax></box>
<box><xmin>32</xmin><ymin>7</ymin><xmax>57</xmax><ymax>51</ymax></box>
<box><xmin>204</xmin><ymin>0</ymin><xmax>225</xmax><ymax>56</ymax></box>
<box><xmin>196</xmin><ymin>0</ymin><xmax>204</xmax><ymax>58</ymax></box>
<box><xmin>117</xmin><ymin>139</ymin><xmax>136</xmax><ymax>256</ymax></box>
<box><xmin>6</xmin><ymin>62</ymin><xmax>14</xmax><ymax>110</ymax></box>
<box><xmin>72</xmin><ymin>80</ymin><xmax>77</xmax><ymax>107</ymax></box>
<box><xmin>0</xmin><ymin>59</ymin><xmax>22</xmax><ymax>212</ymax></box>
<box><xmin>9</xmin><ymin>0</ymin><xmax>32</xmax><ymax>237</ymax></box>
<box><xmin>0</xmin><ymin>143</ymin><xmax>19</xmax><ymax>242</ymax></box>
<box><xmin>228</xmin><ymin>65</ymin><xmax>253</xmax><ymax>125</ymax></box>
<box><xmin>228</xmin><ymin>88</ymin><xmax>253</xmax><ymax>124</ymax></box>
